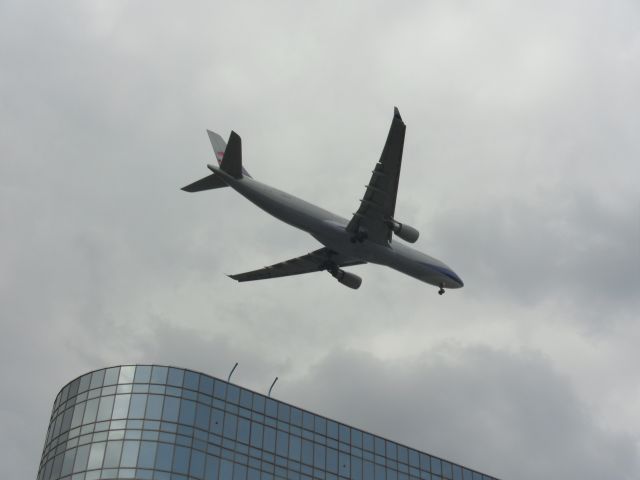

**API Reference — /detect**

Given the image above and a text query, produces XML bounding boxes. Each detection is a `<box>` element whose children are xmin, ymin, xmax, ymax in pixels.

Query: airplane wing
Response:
<box><xmin>228</xmin><ymin>247</ymin><xmax>365</xmax><ymax>282</ymax></box>
<box><xmin>346</xmin><ymin>107</ymin><xmax>406</xmax><ymax>244</ymax></box>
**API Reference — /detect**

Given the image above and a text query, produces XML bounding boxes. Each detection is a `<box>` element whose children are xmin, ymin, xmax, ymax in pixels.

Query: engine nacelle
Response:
<box><xmin>390</xmin><ymin>220</ymin><xmax>419</xmax><ymax>243</ymax></box>
<box><xmin>332</xmin><ymin>269</ymin><xmax>362</xmax><ymax>289</ymax></box>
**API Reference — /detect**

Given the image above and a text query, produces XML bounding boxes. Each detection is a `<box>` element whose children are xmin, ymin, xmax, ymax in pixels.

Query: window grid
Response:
<box><xmin>39</xmin><ymin>366</ymin><xmax>499</xmax><ymax>480</ymax></box>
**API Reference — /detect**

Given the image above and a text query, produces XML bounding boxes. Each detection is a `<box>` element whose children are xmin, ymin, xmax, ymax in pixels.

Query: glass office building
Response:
<box><xmin>37</xmin><ymin>365</ymin><xmax>499</xmax><ymax>480</ymax></box>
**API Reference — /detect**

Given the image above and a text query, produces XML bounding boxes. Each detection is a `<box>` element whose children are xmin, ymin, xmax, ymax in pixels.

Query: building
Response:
<box><xmin>37</xmin><ymin>365</ymin><xmax>499</xmax><ymax>480</ymax></box>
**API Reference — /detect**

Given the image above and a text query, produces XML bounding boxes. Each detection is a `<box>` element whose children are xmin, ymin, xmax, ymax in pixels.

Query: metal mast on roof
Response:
<box><xmin>227</xmin><ymin>362</ymin><xmax>238</xmax><ymax>382</ymax></box>
<box><xmin>268</xmin><ymin>377</ymin><xmax>278</xmax><ymax>397</ymax></box>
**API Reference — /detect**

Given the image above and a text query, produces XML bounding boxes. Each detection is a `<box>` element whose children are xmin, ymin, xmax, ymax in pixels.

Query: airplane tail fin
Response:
<box><xmin>181</xmin><ymin>129</ymin><xmax>252</xmax><ymax>193</ymax></box>
<box><xmin>209</xmin><ymin>130</ymin><xmax>252</xmax><ymax>179</ymax></box>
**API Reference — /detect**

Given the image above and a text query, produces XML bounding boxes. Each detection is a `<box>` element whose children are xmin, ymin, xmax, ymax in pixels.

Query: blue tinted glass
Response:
<box><xmin>224</xmin><ymin>412</ymin><xmax>238</xmax><ymax>439</ymax></box>
<box><xmin>248</xmin><ymin>468</ymin><xmax>260</xmax><ymax>480</ymax></box>
<box><xmin>265</xmin><ymin>398</ymin><xmax>277</xmax><ymax>418</ymax></box>
<box><xmin>138</xmin><ymin>441</ymin><xmax>156</xmax><ymax>468</ymax></box>
<box><xmin>442</xmin><ymin>461</ymin><xmax>453</xmax><ymax>478</ymax></box>
<box><xmin>339</xmin><ymin>451</ymin><xmax>350</xmax><ymax>477</ymax></box>
<box><xmin>386</xmin><ymin>441</ymin><xmax>397</xmax><ymax>460</ymax></box>
<box><xmin>87</xmin><ymin>441</ymin><xmax>106</xmax><ymax>469</ymax></box>
<box><xmin>314</xmin><ymin>416</ymin><xmax>326</xmax><ymax>435</ymax></box>
<box><xmin>363</xmin><ymin>460</ymin><xmax>374</xmax><ymax>479</ymax></box>
<box><xmin>387</xmin><ymin>467</ymin><xmax>397</xmax><ymax>480</ymax></box>
<box><xmin>195</xmin><ymin>403</ymin><xmax>210</xmax><ymax>430</ymax></box>
<box><xmin>61</xmin><ymin>448</ymin><xmax>76</xmax><ymax>476</ymax></box>
<box><xmin>146</xmin><ymin>395</ymin><xmax>163</xmax><ymax>420</ymax></box>
<box><xmin>83</xmin><ymin>398</ymin><xmax>99</xmax><ymax>424</ymax></box>
<box><xmin>134</xmin><ymin>366</ymin><xmax>151</xmax><ymax>383</ymax></box>
<box><xmin>210</xmin><ymin>409</ymin><xmax>224</xmax><ymax>435</ymax></box>
<box><xmin>220</xmin><ymin>459</ymin><xmax>233</xmax><ymax>479</ymax></box>
<box><xmin>214</xmin><ymin>381</ymin><xmax>226</xmax><ymax>399</ymax></box>
<box><xmin>237</xmin><ymin>417</ymin><xmax>250</xmax><ymax>444</ymax></box>
<box><xmin>90</xmin><ymin>370</ymin><xmax>105</xmax><ymax>389</ymax></box>
<box><xmin>118</xmin><ymin>366</ymin><xmax>135</xmax><ymax>384</ymax></box>
<box><xmin>184</xmin><ymin>371</ymin><xmax>200</xmax><ymax>390</ymax></box>
<box><xmin>290</xmin><ymin>408</ymin><xmax>302</xmax><ymax>427</ymax></box>
<box><xmin>431</xmin><ymin>457</ymin><xmax>442</xmax><ymax>475</ymax></box>
<box><xmin>162</xmin><ymin>396</ymin><xmax>180</xmax><ymax>422</ymax></box>
<box><xmin>397</xmin><ymin>445</ymin><xmax>408</xmax><ymax>464</ymax></box>
<box><xmin>167</xmin><ymin>368</ymin><xmax>184</xmax><ymax>387</ymax></box>
<box><xmin>233</xmin><ymin>463</ymin><xmax>247</xmax><ymax>480</ymax></box>
<box><xmin>96</xmin><ymin>395</ymin><xmax>114</xmax><ymax>421</ymax></box>
<box><xmin>129</xmin><ymin>394</ymin><xmax>147</xmax><ymax>419</ymax></box>
<box><xmin>339</xmin><ymin>425</ymin><xmax>350</xmax><ymax>444</ymax></box>
<box><xmin>120</xmin><ymin>440</ymin><xmax>139</xmax><ymax>467</ymax></box>
<box><xmin>289</xmin><ymin>434</ymin><xmax>301</xmax><ymax>460</ymax></box>
<box><xmin>276</xmin><ymin>430</ymin><xmax>288</xmax><ymax>456</ymax></box>
<box><xmin>190</xmin><ymin>449</ymin><xmax>205</xmax><ymax>477</ymax></box>
<box><xmin>277</xmin><ymin>404</ymin><xmax>290</xmax><ymax>422</ymax></box>
<box><xmin>73</xmin><ymin>444</ymin><xmax>90</xmax><ymax>473</ymax></box>
<box><xmin>78</xmin><ymin>374</ymin><xmax>92</xmax><ymax>393</ymax></box>
<box><xmin>452</xmin><ymin>465</ymin><xmax>463</xmax><ymax>480</ymax></box>
<box><xmin>326</xmin><ymin>421</ymin><xmax>338</xmax><ymax>440</ymax></box>
<box><xmin>351</xmin><ymin>429</ymin><xmax>362</xmax><ymax>448</ymax></box>
<box><xmin>227</xmin><ymin>385</ymin><xmax>240</xmax><ymax>404</ymax></box>
<box><xmin>173</xmin><ymin>445</ymin><xmax>190</xmax><ymax>474</ymax></box>
<box><xmin>112</xmin><ymin>395</ymin><xmax>130</xmax><ymax>419</ymax></box>
<box><xmin>151</xmin><ymin>366</ymin><xmax>168</xmax><ymax>384</ymax></box>
<box><xmin>179</xmin><ymin>400</ymin><xmax>196</xmax><ymax>425</ymax></box>
<box><xmin>252</xmin><ymin>394</ymin><xmax>265</xmax><ymax>413</ymax></box>
<box><xmin>420</xmin><ymin>454</ymin><xmax>431</xmax><ymax>472</ymax></box>
<box><xmin>326</xmin><ymin>447</ymin><xmax>337</xmax><ymax>473</ymax></box>
<box><xmin>263</xmin><ymin>426</ymin><xmax>276</xmax><ymax>453</ymax></box>
<box><xmin>250</xmin><ymin>422</ymin><xmax>263</xmax><ymax>448</ymax></box>
<box><xmin>363</xmin><ymin>433</ymin><xmax>373</xmax><ymax>452</ymax></box>
<box><xmin>200</xmin><ymin>376</ymin><xmax>214</xmax><ymax>395</ymax></box>
<box><xmin>472</xmin><ymin>473</ymin><xmax>482</xmax><ymax>480</ymax></box>
<box><xmin>155</xmin><ymin>443</ymin><xmax>173</xmax><ymax>471</ymax></box>
<box><xmin>351</xmin><ymin>456</ymin><xmax>362</xmax><ymax>480</ymax></box>
<box><xmin>462</xmin><ymin>468</ymin><xmax>473</xmax><ymax>480</ymax></box>
<box><xmin>375</xmin><ymin>463</ymin><xmax>385</xmax><ymax>480</ymax></box>
<box><xmin>374</xmin><ymin>437</ymin><xmax>385</xmax><ymax>456</ymax></box>
<box><xmin>302</xmin><ymin>412</ymin><xmax>314</xmax><ymax>431</ymax></box>
<box><xmin>314</xmin><ymin>444</ymin><xmax>325</xmax><ymax>469</ymax></box>
<box><xmin>408</xmin><ymin>450</ymin><xmax>419</xmax><ymax>467</ymax></box>
<box><xmin>240</xmin><ymin>389</ymin><xmax>252</xmax><ymax>408</ymax></box>
<box><xmin>205</xmin><ymin>454</ymin><xmax>219</xmax><ymax>480</ymax></box>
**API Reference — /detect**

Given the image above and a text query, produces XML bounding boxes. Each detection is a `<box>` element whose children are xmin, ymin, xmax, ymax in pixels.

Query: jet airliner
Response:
<box><xmin>182</xmin><ymin>108</ymin><xmax>463</xmax><ymax>293</ymax></box>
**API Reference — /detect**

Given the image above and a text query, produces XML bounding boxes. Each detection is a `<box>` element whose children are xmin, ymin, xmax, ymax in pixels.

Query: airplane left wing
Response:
<box><xmin>228</xmin><ymin>247</ymin><xmax>364</xmax><ymax>282</ymax></box>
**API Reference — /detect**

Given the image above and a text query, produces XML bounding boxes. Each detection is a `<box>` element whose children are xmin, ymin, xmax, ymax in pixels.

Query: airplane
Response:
<box><xmin>182</xmin><ymin>107</ymin><xmax>463</xmax><ymax>294</ymax></box>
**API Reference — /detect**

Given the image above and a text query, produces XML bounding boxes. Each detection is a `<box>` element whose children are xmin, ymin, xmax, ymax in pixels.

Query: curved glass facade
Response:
<box><xmin>37</xmin><ymin>365</ymin><xmax>498</xmax><ymax>480</ymax></box>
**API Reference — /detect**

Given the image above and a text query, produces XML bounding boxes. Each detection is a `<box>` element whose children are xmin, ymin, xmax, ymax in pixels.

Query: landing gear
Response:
<box><xmin>438</xmin><ymin>284</ymin><xmax>445</xmax><ymax>295</ymax></box>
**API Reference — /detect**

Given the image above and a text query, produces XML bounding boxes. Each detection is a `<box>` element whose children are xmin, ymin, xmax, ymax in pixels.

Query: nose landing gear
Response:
<box><xmin>438</xmin><ymin>284</ymin><xmax>445</xmax><ymax>295</ymax></box>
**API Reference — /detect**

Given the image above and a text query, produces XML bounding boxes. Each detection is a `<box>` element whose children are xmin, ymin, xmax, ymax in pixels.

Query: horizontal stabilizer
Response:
<box><xmin>181</xmin><ymin>174</ymin><xmax>228</xmax><ymax>192</ymax></box>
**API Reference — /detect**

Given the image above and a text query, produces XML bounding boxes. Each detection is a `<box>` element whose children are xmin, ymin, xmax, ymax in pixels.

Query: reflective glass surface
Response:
<box><xmin>38</xmin><ymin>366</ymin><xmax>499</xmax><ymax>480</ymax></box>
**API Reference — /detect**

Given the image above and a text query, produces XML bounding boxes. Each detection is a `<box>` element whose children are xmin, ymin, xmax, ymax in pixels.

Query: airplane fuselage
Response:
<box><xmin>211</xmin><ymin>165</ymin><xmax>463</xmax><ymax>290</ymax></box>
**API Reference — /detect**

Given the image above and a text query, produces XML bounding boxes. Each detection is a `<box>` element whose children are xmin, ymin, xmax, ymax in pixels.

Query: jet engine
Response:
<box><xmin>331</xmin><ymin>269</ymin><xmax>362</xmax><ymax>289</ymax></box>
<box><xmin>389</xmin><ymin>220</ymin><xmax>420</xmax><ymax>243</ymax></box>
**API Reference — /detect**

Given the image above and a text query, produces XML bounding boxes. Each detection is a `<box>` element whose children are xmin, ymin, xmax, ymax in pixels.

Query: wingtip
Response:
<box><xmin>393</xmin><ymin>106</ymin><xmax>402</xmax><ymax>120</ymax></box>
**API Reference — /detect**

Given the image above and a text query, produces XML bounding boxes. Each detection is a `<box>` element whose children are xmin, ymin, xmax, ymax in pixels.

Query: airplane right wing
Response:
<box><xmin>346</xmin><ymin>107</ymin><xmax>406</xmax><ymax>244</ymax></box>
<box><xmin>228</xmin><ymin>247</ymin><xmax>364</xmax><ymax>282</ymax></box>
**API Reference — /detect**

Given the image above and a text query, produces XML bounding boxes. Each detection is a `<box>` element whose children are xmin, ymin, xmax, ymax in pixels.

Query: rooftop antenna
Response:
<box><xmin>227</xmin><ymin>362</ymin><xmax>238</xmax><ymax>382</ymax></box>
<box><xmin>268</xmin><ymin>377</ymin><xmax>278</xmax><ymax>397</ymax></box>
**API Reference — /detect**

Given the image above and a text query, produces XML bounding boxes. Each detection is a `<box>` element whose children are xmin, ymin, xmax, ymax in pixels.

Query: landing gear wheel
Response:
<box><xmin>438</xmin><ymin>284</ymin><xmax>445</xmax><ymax>295</ymax></box>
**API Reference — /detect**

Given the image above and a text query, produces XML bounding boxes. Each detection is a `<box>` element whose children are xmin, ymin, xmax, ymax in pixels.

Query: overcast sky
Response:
<box><xmin>1</xmin><ymin>1</ymin><xmax>639</xmax><ymax>479</ymax></box>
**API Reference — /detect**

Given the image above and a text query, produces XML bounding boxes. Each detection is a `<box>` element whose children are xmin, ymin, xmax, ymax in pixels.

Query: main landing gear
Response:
<box><xmin>438</xmin><ymin>284</ymin><xmax>445</xmax><ymax>295</ymax></box>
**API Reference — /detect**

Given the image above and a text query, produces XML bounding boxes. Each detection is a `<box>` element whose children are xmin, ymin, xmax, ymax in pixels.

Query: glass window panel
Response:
<box><xmin>452</xmin><ymin>465</ymin><xmax>462</xmax><ymax>480</ymax></box>
<box><xmin>129</xmin><ymin>394</ymin><xmax>147</xmax><ymax>419</ymax></box>
<box><xmin>52</xmin><ymin>453</ymin><xmax>64</xmax><ymax>479</ymax></box>
<box><xmin>326</xmin><ymin>447</ymin><xmax>338</xmax><ymax>473</ymax></box>
<box><xmin>155</xmin><ymin>443</ymin><xmax>173</xmax><ymax>471</ymax></box>
<box><xmin>263</xmin><ymin>426</ymin><xmax>276</xmax><ymax>453</ymax></box>
<box><xmin>301</xmin><ymin>439</ymin><xmax>313</xmax><ymax>465</ymax></box>
<box><xmin>250</xmin><ymin>422</ymin><xmax>263</xmax><ymax>448</ymax></box>
<box><xmin>172</xmin><ymin>445</ymin><xmax>190</xmax><ymax>474</ymax></box>
<box><xmin>339</xmin><ymin>452</ymin><xmax>350</xmax><ymax>477</ymax></box>
<box><xmin>314</xmin><ymin>417</ymin><xmax>326</xmax><ymax>435</ymax></box>
<box><xmin>252</xmin><ymin>394</ymin><xmax>265</xmax><ymax>413</ymax></box>
<box><xmin>289</xmin><ymin>434</ymin><xmax>301</xmax><ymax>461</ymax></box>
<box><xmin>237</xmin><ymin>417</ymin><xmax>250</xmax><ymax>444</ymax></box>
<box><xmin>220</xmin><ymin>459</ymin><xmax>233</xmax><ymax>479</ymax></box>
<box><xmin>138</xmin><ymin>441</ymin><xmax>156</xmax><ymax>468</ymax></box>
<box><xmin>472</xmin><ymin>472</ymin><xmax>482</xmax><ymax>480</ymax></box>
<box><xmin>103</xmin><ymin>367</ymin><xmax>119</xmax><ymax>386</ymax></box>
<box><xmin>199</xmin><ymin>375</ymin><xmax>214</xmax><ymax>395</ymax></box>
<box><xmin>205</xmin><ymin>454</ymin><xmax>220</xmax><ymax>480</ymax></box>
<box><xmin>145</xmin><ymin>395</ymin><xmax>163</xmax><ymax>420</ymax></box>
<box><xmin>397</xmin><ymin>446</ymin><xmax>408</xmax><ymax>464</ymax></box>
<box><xmin>190</xmin><ymin>450</ymin><xmax>206</xmax><ymax>478</ymax></box>
<box><xmin>120</xmin><ymin>440</ymin><xmax>139</xmax><ymax>467</ymax></box>
<box><xmin>265</xmin><ymin>398</ymin><xmax>277</xmax><ymax>418</ymax></box>
<box><xmin>374</xmin><ymin>437</ymin><xmax>385</xmax><ymax>456</ymax></box>
<box><xmin>82</xmin><ymin>399</ymin><xmax>100</xmax><ymax>425</ymax></box>
<box><xmin>277</xmin><ymin>404</ymin><xmax>290</xmax><ymax>422</ymax></box>
<box><xmin>419</xmin><ymin>454</ymin><xmax>431</xmax><ymax>472</ymax></box>
<box><xmin>462</xmin><ymin>469</ymin><xmax>472</xmax><ymax>480</ymax></box>
<box><xmin>240</xmin><ymin>390</ymin><xmax>252</xmax><ymax>409</ymax></box>
<box><xmin>326</xmin><ymin>421</ymin><xmax>338</xmax><ymax>440</ymax></box>
<box><xmin>184</xmin><ymin>371</ymin><xmax>200</xmax><ymax>390</ymax></box>
<box><xmin>151</xmin><ymin>366</ymin><xmax>168</xmax><ymax>384</ymax></box>
<box><xmin>431</xmin><ymin>458</ymin><xmax>442</xmax><ymax>475</ymax></box>
<box><xmin>118</xmin><ymin>366</ymin><xmax>135</xmax><ymax>384</ymax></box>
<box><xmin>351</xmin><ymin>430</ymin><xmax>362</xmax><ymax>449</ymax></box>
<box><xmin>442</xmin><ymin>461</ymin><xmax>452</xmax><ymax>479</ymax></box>
<box><xmin>61</xmin><ymin>448</ymin><xmax>76</xmax><ymax>477</ymax></box>
<box><xmin>162</xmin><ymin>396</ymin><xmax>180</xmax><ymax>422</ymax></box>
<box><xmin>314</xmin><ymin>444</ymin><xmax>325</xmax><ymax>469</ymax></box>
<box><xmin>362</xmin><ymin>433</ymin><xmax>373</xmax><ymax>452</ymax></box>
<box><xmin>363</xmin><ymin>460</ymin><xmax>374</xmax><ymax>480</ymax></box>
<box><xmin>96</xmin><ymin>396</ymin><xmax>114</xmax><ymax>422</ymax></box>
<box><xmin>71</xmin><ymin>402</ymin><xmax>86</xmax><ymax>429</ymax></box>
<box><xmin>179</xmin><ymin>400</ymin><xmax>196</xmax><ymax>425</ymax></box>
<box><xmin>386</xmin><ymin>441</ymin><xmax>397</xmax><ymax>460</ymax></box>
<box><xmin>78</xmin><ymin>374</ymin><xmax>92</xmax><ymax>393</ymax></box>
<box><xmin>73</xmin><ymin>444</ymin><xmax>90</xmax><ymax>472</ymax></box>
<box><xmin>233</xmin><ymin>463</ymin><xmax>247</xmax><ymax>480</ymax></box>
<box><xmin>227</xmin><ymin>385</ymin><xmax>240</xmax><ymax>404</ymax></box>
<box><xmin>387</xmin><ymin>467</ymin><xmax>397</xmax><ymax>480</ymax></box>
<box><xmin>112</xmin><ymin>395</ymin><xmax>131</xmax><ymax>420</ymax></box>
<box><xmin>248</xmin><ymin>468</ymin><xmax>260</xmax><ymax>480</ymax></box>
<box><xmin>375</xmin><ymin>464</ymin><xmax>386</xmax><ymax>480</ymax></box>
<box><xmin>134</xmin><ymin>366</ymin><xmax>151</xmax><ymax>383</ymax></box>
<box><xmin>213</xmin><ymin>380</ymin><xmax>226</xmax><ymax>400</ymax></box>
<box><xmin>103</xmin><ymin>440</ymin><xmax>123</xmax><ymax>468</ymax></box>
<box><xmin>224</xmin><ymin>412</ymin><xmax>238</xmax><ymax>439</ymax></box>
<box><xmin>87</xmin><ymin>441</ymin><xmax>106</xmax><ymax>469</ymax></box>
<box><xmin>167</xmin><ymin>368</ymin><xmax>184</xmax><ymax>387</ymax></box>
<box><xmin>195</xmin><ymin>403</ymin><xmax>210</xmax><ymax>431</ymax></box>
<box><xmin>90</xmin><ymin>370</ymin><xmax>105</xmax><ymax>390</ymax></box>
<box><xmin>211</xmin><ymin>408</ymin><xmax>224</xmax><ymax>435</ymax></box>
<box><xmin>276</xmin><ymin>430</ymin><xmax>288</xmax><ymax>456</ymax></box>
<box><xmin>60</xmin><ymin>408</ymin><xmax>74</xmax><ymax>434</ymax></box>
<box><xmin>68</xmin><ymin>379</ymin><xmax>80</xmax><ymax>399</ymax></box>
<box><xmin>290</xmin><ymin>408</ymin><xmax>302</xmax><ymax>427</ymax></box>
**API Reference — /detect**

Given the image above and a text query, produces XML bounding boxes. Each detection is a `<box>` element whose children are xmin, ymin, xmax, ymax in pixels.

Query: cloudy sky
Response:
<box><xmin>1</xmin><ymin>1</ymin><xmax>639</xmax><ymax>478</ymax></box>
